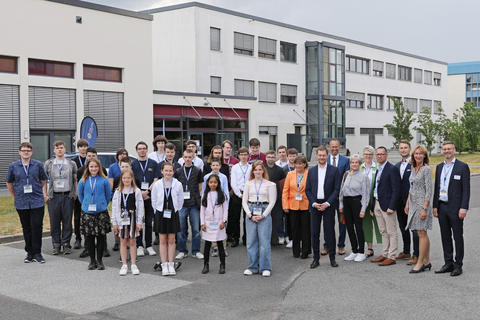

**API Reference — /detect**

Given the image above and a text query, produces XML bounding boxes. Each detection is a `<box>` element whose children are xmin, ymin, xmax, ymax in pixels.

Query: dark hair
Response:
<box><xmin>185</xmin><ymin>140</ymin><xmax>196</xmax><ymax>147</ymax></box>
<box><xmin>161</xmin><ymin>162</ymin><xmax>175</xmax><ymax>171</ymax></box>
<box><xmin>287</xmin><ymin>148</ymin><xmax>298</xmax><ymax>155</ymax></box>
<box><xmin>249</xmin><ymin>138</ymin><xmax>260</xmax><ymax>147</ymax></box>
<box><xmin>376</xmin><ymin>146</ymin><xmax>388</xmax><ymax>154</ymax></box>
<box><xmin>210</xmin><ymin>157</ymin><xmax>222</xmax><ymax>165</ymax></box>
<box><xmin>136</xmin><ymin>141</ymin><xmax>148</xmax><ymax>150</ymax></box>
<box><xmin>115</xmin><ymin>148</ymin><xmax>128</xmax><ymax>161</ymax></box>
<box><xmin>86</xmin><ymin>147</ymin><xmax>97</xmax><ymax>155</ymax></box>
<box><xmin>77</xmin><ymin>139</ymin><xmax>88</xmax><ymax>147</ymax></box>
<box><xmin>53</xmin><ymin>140</ymin><xmax>65</xmax><ymax>148</ymax></box>
<box><xmin>19</xmin><ymin>142</ymin><xmax>33</xmax><ymax>151</ymax></box>
<box><xmin>183</xmin><ymin>149</ymin><xmax>194</xmax><ymax>155</ymax></box>
<box><xmin>329</xmin><ymin>138</ymin><xmax>340</xmax><ymax>145</ymax></box>
<box><xmin>237</xmin><ymin>147</ymin><xmax>249</xmax><ymax>155</ymax></box>
<box><xmin>165</xmin><ymin>142</ymin><xmax>176</xmax><ymax>150</ymax></box>
<box><xmin>266</xmin><ymin>150</ymin><xmax>276</xmax><ymax>156</ymax></box>
<box><xmin>277</xmin><ymin>145</ymin><xmax>287</xmax><ymax>152</ymax></box>
<box><xmin>202</xmin><ymin>174</ymin><xmax>226</xmax><ymax>207</ymax></box>
<box><xmin>153</xmin><ymin>135</ymin><xmax>168</xmax><ymax>151</ymax></box>
<box><xmin>222</xmin><ymin>140</ymin><xmax>233</xmax><ymax>148</ymax></box>
<box><xmin>294</xmin><ymin>155</ymin><xmax>308</xmax><ymax>166</ymax></box>
<box><xmin>316</xmin><ymin>146</ymin><xmax>328</xmax><ymax>155</ymax></box>
<box><xmin>399</xmin><ymin>139</ymin><xmax>411</xmax><ymax>148</ymax></box>
<box><xmin>119</xmin><ymin>157</ymin><xmax>131</xmax><ymax>165</ymax></box>
<box><xmin>207</xmin><ymin>145</ymin><xmax>224</xmax><ymax>163</ymax></box>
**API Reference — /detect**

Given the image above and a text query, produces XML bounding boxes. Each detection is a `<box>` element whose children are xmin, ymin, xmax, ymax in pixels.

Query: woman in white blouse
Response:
<box><xmin>242</xmin><ymin>161</ymin><xmax>277</xmax><ymax>277</ymax></box>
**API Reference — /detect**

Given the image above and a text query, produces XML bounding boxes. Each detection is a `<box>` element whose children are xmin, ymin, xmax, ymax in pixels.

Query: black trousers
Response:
<box><xmin>290</xmin><ymin>209</ymin><xmax>311</xmax><ymax>257</ymax></box>
<box><xmin>227</xmin><ymin>193</ymin><xmax>245</xmax><ymax>241</ymax></box>
<box><xmin>87</xmin><ymin>234</ymin><xmax>105</xmax><ymax>261</ymax></box>
<box><xmin>17</xmin><ymin>206</ymin><xmax>45</xmax><ymax>255</ymax></box>
<box><xmin>311</xmin><ymin>201</ymin><xmax>336</xmax><ymax>260</ymax></box>
<box><xmin>74</xmin><ymin>199</ymin><xmax>82</xmax><ymax>242</ymax></box>
<box><xmin>203</xmin><ymin>240</ymin><xmax>225</xmax><ymax>265</ymax></box>
<box><xmin>343</xmin><ymin>196</ymin><xmax>365</xmax><ymax>254</ymax></box>
<box><xmin>438</xmin><ymin>202</ymin><xmax>464</xmax><ymax>268</ymax></box>
<box><xmin>397</xmin><ymin>200</ymin><xmax>419</xmax><ymax>256</ymax></box>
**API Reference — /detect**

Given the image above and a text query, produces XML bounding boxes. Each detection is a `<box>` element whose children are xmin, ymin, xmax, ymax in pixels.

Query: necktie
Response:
<box><xmin>332</xmin><ymin>156</ymin><xmax>336</xmax><ymax>167</ymax></box>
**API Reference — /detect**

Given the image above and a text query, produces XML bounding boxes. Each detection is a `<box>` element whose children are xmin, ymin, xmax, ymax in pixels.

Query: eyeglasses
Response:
<box><xmin>20</xmin><ymin>150</ymin><xmax>32</xmax><ymax>153</ymax></box>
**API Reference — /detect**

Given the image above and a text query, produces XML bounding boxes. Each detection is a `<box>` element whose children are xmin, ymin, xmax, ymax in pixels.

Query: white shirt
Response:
<box><xmin>400</xmin><ymin>157</ymin><xmax>410</xmax><ymax>179</ymax></box>
<box><xmin>231</xmin><ymin>162</ymin><xmax>252</xmax><ymax>198</ymax></box>
<box><xmin>148</xmin><ymin>151</ymin><xmax>166</xmax><ymax>164</ymax></box>
<box><xmin>329</xmin><ymin>155</ymin><xmax>338</xmax><ymax>167</ymax></box>
<box><xmin>178</xmin><ymin>156</ymin><xmax>204</xmax><ymax>172</ymax></box>
<box><xmin>275</xmin><ymin>159</ymin><xmax>288</xmax><ymax>168</ymax></box>
<box><xmin>316</xmin><ymin>164</ymin><xmax>327</xmax><ymax>200</ymax></box>
<box><xmin>361</xmin><ymin>162</ymin><xmax>377</xmax><ymax>185</ymax></box>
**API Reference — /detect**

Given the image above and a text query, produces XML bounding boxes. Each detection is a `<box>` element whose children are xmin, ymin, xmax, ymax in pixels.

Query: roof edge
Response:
<box><xmin>153</xmin><ymin>90</ymin><xmax>257</xmax><ymax>100</ymax></box>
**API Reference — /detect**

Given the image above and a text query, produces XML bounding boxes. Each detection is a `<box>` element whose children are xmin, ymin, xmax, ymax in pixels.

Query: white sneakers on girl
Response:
<box><xmin>161</xmin><ymin>263</ymin><xmax>169</xmax><ymax>276</ymax></box>
<box><xmin>354</xmin><ymin>253</ymin><xmax>366</xmax><ymax>262</ymax></box>
<box><xmin>119</xmin><ymin>264</ymin><xmax>128</xmax><ymax>276</ymax></box>
<box><xmin>168</xmin><ymin>262</ymin><xmax>176</xmax><ymax>275</ymax></box>
<box><xmin>131</xmin><ymin>264</ymin><xmax>140</xmax><ymax>275</ymax></box>
<box><xmin>344</xmin><ymin>253</ymin><xmax>358</xmax><ymax>261</ymax></box>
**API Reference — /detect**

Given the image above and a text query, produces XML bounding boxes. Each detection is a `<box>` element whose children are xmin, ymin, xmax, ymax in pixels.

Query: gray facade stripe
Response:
<box><xmin>0</xmin><ymin>84</ymin><xmax>20</xmax><ymax>187</ymax></box>
<box><xmin>46</xmin><ymin>0</ymin><xmax>153</xmax><ymax>21</ymax></box>
<box><xmin>153</xmin><ymin>90</ymin><xmax>257</xmax><ymax>100</ymax></box>
<box><xmin>143</xmin><ymin>2</ymin><xmax>446</xmax><ymax>65</ymax></box>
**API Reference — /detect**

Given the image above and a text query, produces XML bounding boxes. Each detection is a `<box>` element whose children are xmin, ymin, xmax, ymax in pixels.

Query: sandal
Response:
<box><xmin>366</xmin><ymin>249</ymin><xmax>374</xmax><ymax>258</ymax></box>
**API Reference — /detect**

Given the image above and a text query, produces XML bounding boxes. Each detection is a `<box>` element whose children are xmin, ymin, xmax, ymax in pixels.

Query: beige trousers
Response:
<box><xmin>374</xmin><ymin>200</ymin><xmax>398</xmax><ymax>260</ymax></box>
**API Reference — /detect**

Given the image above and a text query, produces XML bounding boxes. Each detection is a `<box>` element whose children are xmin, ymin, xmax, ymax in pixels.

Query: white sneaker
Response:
<box><xmin>262</xmin><ymin>270</ymin><xmax>271</xmax><ymax>277</ymax></box>
<box><xmin>244</xmin><ymin>269</ymin><xmax>253</xmax><ymax>276</ymax></box>
<box><xmin>286</xmin><ymin>240</ymin><xmax>293</xmax><ymax>248</ymax></box>
<box><xmin>192</xmin><ymin>252</ymin><xmax>204</xmax><ymax>259</ymax></box>
<box><xmin>131</xmin><ymin>264</ymin><xmax>140</xmax><ymax>275</ymax></box>
<box><xmin>344</xmin><ymin>253</ymin><xmax>358</xmax><ymax>261</ymax></box>
<box><xmin>161</xmin><ymin>262</ymin><xmax>169</xmax><ymax>276</ymax></box>
<box><xmin>137</xmin><ymin>246</ymin><xmax>145</xmax><ymax>257</ymax></box>
<box><xmin>278</xmin><ymin>237</ymin><xmax>285</xmax><ymax>245</ymax></box>
<box><xmin>285</xmin><ymin>237</ymin><xmax>290</xmax><ymax>243</ymax></box>
<box><xmin>119</xmin><ymin>264</ymin><xmax>128</xmax><ymax>276</ymax></box>
<box><xmin>175</xmin><ymin>252</ymin><xmax>187</xmax><ymax>259</ymax></box>
<box><xmin>168</xmin><ymin>262</ymin><xmax>176</xmax><ymax>275</ymax></box>
<box><xmin>146</xmin><ymin>246</ymin><xmax>156</xmax><ymax>256</ymax></box>
<box><xmin>211</xmin><ymin>248</ymin><xmax>218</xmax><ymax>257</ymax></box>
<box><xmin>354</xmin><ymin>253</ymin><xmax>366</xmax><ymax>262</ymax></box>
<box><xmin>224</xmin><ymin>249</ymin><xmax>228</xmax><ymax>257</ymax></box>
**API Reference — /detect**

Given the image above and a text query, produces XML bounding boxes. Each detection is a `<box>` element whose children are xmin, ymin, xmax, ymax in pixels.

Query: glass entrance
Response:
<box><xmin>189</xmin><ymin>132</ymin><xmax>216</xmax><ymax>161</ymax></box>
<box><xmin>31</xmin><ymin>131</ymin><xmax>74</xmax><ymax>163</ymax></box>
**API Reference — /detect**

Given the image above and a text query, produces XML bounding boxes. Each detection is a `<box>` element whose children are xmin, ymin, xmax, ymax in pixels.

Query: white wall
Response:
<box><xmin>447</xmin><ymin>74</ymin><xmax>465</xmax><ymax>118</ymax></box>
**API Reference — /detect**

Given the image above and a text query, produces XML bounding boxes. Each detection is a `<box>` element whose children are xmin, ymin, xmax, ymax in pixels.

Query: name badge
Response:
<box><xmin>56</xmin><ymin>181</ymin><xmax>65</xmax><ymax>189</ymax></box>
<box><xmin>454</xmin><ymin>175</ymin><xmax>461</xmax><ymax>180</ymax></box>
<box><xmin>295</xmin><ymin>194</ymin><xmax>303</xmax><ymax>201</ymax></box>
<box><xmin>24</xmin><ymin>184</ymin><xmax>33</xmax><ymax>194</ymax></box>
<box><xmin>141</xmin><ymin>182</ymin><xmax>149</xmax><ymax>190</ymax></box>
<box><xmin>88</xmin><ymin>203</ymin><xmax>97</xmax><ymax>212</ymax></box>
<box><xmin>440</xmin><ymin>189</ymin><xmax>447</xmax><ymax>197</ymax></box>
<box><xmin>183</xmin><ymin>192</ymin><xmax>191</xmax><ymax>200</ymax></box>
<box><xmin>253</xmin><ymin>207</ymin><xmax>263</xmax><ymax>216</ymax></box>
<box><xmin>374</xmin><ymin>189</ymin><xmax>378</xmax><ymax>199</ymax></box>
<box><xmin>163</xmin><ymin>209</ymin><xmax>172</xmax><ymax>219</ymax></box>
<box><xmin>209</xmin><ymin>222</ymin><xmax>218</xmax><ymax>230</ymax></box>
<box><xmin>121</xmin><ymin>217</ymin><xmax>131</xmax><ymax>226</ymax></box>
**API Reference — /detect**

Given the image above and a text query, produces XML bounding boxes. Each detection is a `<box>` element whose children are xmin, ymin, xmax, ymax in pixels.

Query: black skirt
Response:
<box><xmin>154</xmin><ymin>188</ymin><xmax>180</xmax><ymax>234</ymax></box>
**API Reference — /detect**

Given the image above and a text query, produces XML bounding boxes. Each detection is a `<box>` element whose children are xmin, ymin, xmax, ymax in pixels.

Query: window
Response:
<box><xmin>259</xmin><ymin>82</ymin><xmax>276</xmax><ymax>103</ymax></box>
<box><xmin>404</xmin><ymin>98</ymin><xmax>417</xmax><ymax>113</ymax></box>
<box><xmin>234</xmin><ymin>32</ymin><xmax>254</xmax><ymax>56</ymax></box>
<box><xmin>434</xmin><ymin>101</ymin><xmax>442</xmax><ymax>113</ymax></box>
<box><xmin>28</xmin><ymin>59</ymin><xmax>73</xmax><ymax>78</ymax></box>
<box><xmin>373</xmin><ymin>60</ymin><xmax>383</xmax><ymax>77</ymax></box>
<box><xmin>0</xmin><ymin>56</ymin><xmax>17</xmax><ymax>73</ymax></box>
<box><xmin>294</xmin><ymin>126</ymin><xmax>302</xmax><ymax>134</ymax></box>
<box><xmin>419</xmin><ymin>99</ymin><xmax>432</xmax><ymax>113</ymax></box>
<box><xmin>398</xmin><ymin>66</ymin><xmax>412</xmax><ymax>81</ymax></box>
<box><xmin>387</xmin><ymin>96</ymin><xmax>401</xmax><ymax>110</ymax></box>
<box><xmin>346</xmin><ymin>92</ymin><xmax>364</xmax><ymax>109</ymax></box>
<box><xmin>434</xmin><ymin>72</ymin><xmax>441</xmax><ymax>86</ymax></box>
<box><xmin>368</xmin><ymin>94</ymin><xmax>383</xmax><ymax>110</ymax></box>
<box><xmin>210</xmin><ymin>27</ymin><xmax>220</xmax><ymax>51</ymax></box>
<box><xmin>345</xmin><ymin>127</ymin><xmax>355</xmax><ymax>135</ymax></box>
<box><xmin>211</xmin><ymin>76</ymin><xmax>221</xmax><ymax>95</ymax></box>
<box><xmin>346</xmin><ymin>56</ymin><xmax>369</xmax><ymax>74</ymax></box>
<box><xmin>280</xmin><ymin>42</ymin><xmax>296</xmax><ymax>62</ymax></box>
<box><xmin>360</xmin><ymin>128</ymin><xmax>383</xmax><ymax>135</ymax></box>
<box><xmin>322</xmin><ymin>47</ymin><xmax>345</xmax><ymax>96</ymax></box>
<box><xmin>386</xmin><ymin>63</ymin><xmax>396</xmax><ymax>79</ymax></box>
<box><xmin>424</xmin><ymin>70</ymin><xmax>432</xmax><ymax>85</ymax></box>
<box><xmin>259</xmin><ymin>126</ymin><xmax>277</xmax><ymax>150</ymax></box>
<box><xmin>234</xmin><ymin>79</ymin><xmax>254</xmax><ymax>97</ymax></box>
<box><xmin>83</xmin><ymin>65</ymin><xmax>121</xmax><ymax>82</ymax></box>
<box><xmin>414</xmin><ymin>69</ymin><xmax>422</xmax><ymax>83</ymax></box>
<box><xmin>258</xmin><ymin>37</ymin><xmax>276</xmax><ymax>59</ymax></box>
<box><xmin>280</xmin><ymin>84</ymin><xmax>297</xmax><ymax>104</ymax></box>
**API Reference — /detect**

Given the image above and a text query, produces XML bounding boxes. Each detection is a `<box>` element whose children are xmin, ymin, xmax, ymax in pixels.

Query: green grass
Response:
<box><xmin>0</xmin><ymin>197</ymin><xmax>51</xmax><ymax>237</ymax></box>
<box><xmin>429</xmin><ymin>152</ymin><xmax>480</xmax><ymax>176</ymax></box>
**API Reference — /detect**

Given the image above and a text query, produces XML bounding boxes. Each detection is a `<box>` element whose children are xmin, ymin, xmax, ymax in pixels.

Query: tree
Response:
<box><xmin>460</xmin><ymin>102</ymin><xmax>480</xmax><ymax>153</ymax></box>
<box><xmin>435</xmin><ymin>105</ymin><xmax>448</xmax><ymax>142</ymax></box>
<box><xmin>384</xmin><ymin>98</ymin><xmax>415</xmax><ymax>148</ymax></box>
<box><xmin>413</xmin><ymin>106</ymin><xmax>437</xmax><ymax>155</ymax></box>
<box><xmin>444</xmin><ymin>112</ymin><xmax>467</xmax><ymax>154</ymax></box>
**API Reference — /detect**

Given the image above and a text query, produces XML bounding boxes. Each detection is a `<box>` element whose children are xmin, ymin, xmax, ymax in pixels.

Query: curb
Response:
<box><xmin>0</xmin><ymin>230</ymin><xmax>51</xmax><ymax>244</ymax></box>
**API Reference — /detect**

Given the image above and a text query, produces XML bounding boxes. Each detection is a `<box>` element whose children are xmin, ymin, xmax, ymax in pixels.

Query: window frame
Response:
<box><xmin>83</xmin><ymin>64</ymin><xmax>122</xmax><ymax>82</ymax></box>
<box><xmin>280</xmin><ymin>84</ymin><xmax>297</xmax><ymax>104</ymax></box>
<box><xmin>346</xmin><ymin>56</ymin><xmax>370</xmax><ymax>74</ymax></box>
<box><xmin>258</xmin><ymin>37</ymin><xmax>276</xmax><ymax>60</ymax></box>
<box><xmin>398</xmin><ymin>65</ymin><xmax>412</xmax><ymax>81</ymax></box>
<box><xmin>234</xmin><ymin>32</ymin><xmax>254</xmax><ymax>56</ymax></box>
<box><xmin>210</xmin><ymin>76</ymin><xmax>221</xmax><ymax>95</ymax></box>
<box><xmin>210</xmin><ymin>27</ymin><xmax>221</xmax><ymax>51</ymax></box>
<box><xmin>28</xmin><ymin>59</ymin><xmax>74</xmax><ymax>78</ymax></box>
<box><xmin>259</xmin><ymin>82</ymin><xmax>277</xmax><ymax>103</ymax></box>
<box><xmin>367</xmin><ymin>94</ymin><xmax>383</xmax><ymax>110</ymax></box>
<box><xmin>0</xmin><ymin>55</ymin><xmax>18</xmax><ymax>74</ymax></box>
<box><xmin>280</xmin><ymin>41</ymin><xmax>297</xmax><ymax>63</ymax></box>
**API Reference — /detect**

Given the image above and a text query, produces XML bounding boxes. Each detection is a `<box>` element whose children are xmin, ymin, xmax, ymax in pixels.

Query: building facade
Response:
<box><xmin>448</xmin><ymin>61</ymin><xmax>480</xmax><ymax>117</ymax></box>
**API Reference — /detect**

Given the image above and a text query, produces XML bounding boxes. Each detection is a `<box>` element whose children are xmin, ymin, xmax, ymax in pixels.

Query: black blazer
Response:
<box><xmin>433</xmin><ymin>159</ymin><xmax>470</xmax><ymax>212</ymax></box>
<box><xmin>374</xmin><ymin>162</ymin><xmax>401</xmax><ymax>212</ymax></box>
<box><xmin>395</xmin><ymin>161</ymin><xmax>412</xmax><ymax>205</ymax></box>
<box><xmin>305</xmin><ymin>164</ymin><xmax>341</xmax><ymax>211</ymax></box>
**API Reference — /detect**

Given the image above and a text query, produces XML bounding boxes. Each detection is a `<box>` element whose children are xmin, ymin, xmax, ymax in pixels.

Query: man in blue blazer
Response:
<box><xmin>433</xmin><ymin>141</ymin><xmax>470</xmax><ymax>277</ymax></box>
<box><xmin>306</xmin><ymin>145</ymin><xmax>341</xmax><ymax>268</ymax></box>
<box><xmin>395</xmin><ymin>140</ymin><xmax>419</xmax><ymax>264</ymax></box>
<box><xmin>321</xmin><ymin>139</ymin><xmax>350</xmax><ymax>255</ymax></box>
<box><xmin>370</xmin><ymin>147</ymin><xmax>400</xmax><ymax>266</ymax></box>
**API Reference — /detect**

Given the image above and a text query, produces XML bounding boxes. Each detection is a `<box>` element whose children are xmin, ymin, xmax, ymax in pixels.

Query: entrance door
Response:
<box><xmin>31</xmin><ymin>131</ymin><xmax>74</xmax><ymax>163</ymax></box>
<box><xmin>189</xmin><ymin>132</ymin><xmax>217</xmax><ymax>161</ymax></box>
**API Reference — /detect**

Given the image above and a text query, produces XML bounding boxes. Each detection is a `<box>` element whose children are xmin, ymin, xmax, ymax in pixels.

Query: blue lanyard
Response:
<box><xmin>22</xmin><ymin>162</ymin><xmax>30</xmax><ymax>184</ymax></box>
<box><xmin>55</xmin><ymin>159</ymin><xmax>65</xmax><ymax>179</ymax></box>
<box><xmin>139</xmin><ymin>159</ymin><xmax>149</xmax><ymax>181</ymax></box>
<box><xmin>183</xmin><ymin>166</ymin><xmax>192</xmax><ymax>191</ymax></box>
<box><xmin>163</xmin><ymin>179</ymin><xmax>172</xmax><ymax>208</ymax></box>
<box><xmin>78</xmin><ymin>156</ymin><xmax>85</xmax><ymax>167</ymax></box>
<box><xmin>254</xmin><ymin>178</ymin><xmax>263</xmax><ymax>204</ymax></box>
<box><xmin>209</xmin><ymin>191</ymin><xmax>217</xmax><ymax>216</ymax></box>
<box><xmin>89</xmin><ymin>176</ymin><xmax>97</xmax><ymax>202</ymax></box>
<box><xmin>363</xmin><ymin>165</ymin><xmax>373</xmax><ymax>177</ymax></box>
<box><xmin>248</xmin><ymin>153</ymin><xmax>260</xmax><ymax>163</ymax></box>
<box><xmin>288</xmin><ymin>165</ymin><xmax>293</xmax><ymax>172</ymax></box>
<box><xmin>376</xmin><ymin>165</ymin><xmax>385</xmax><ymax>189</ymax></box>
<box><xmin>122</xmin><ymin>187</ymin><xmax>132</xmax><ymax>215</ymax></box>
<box><xmin>443</xmin><ymin>161</ymin><xmax>454</xmax><ymax>187</ymax></box>
<box><xmin>156</xmin><ymin>152</ymin><xmax>165</xmax><ymax>163</ymax></box>
<box><xmin>296</xmin><ymin>172</ymin><xmax>304</xmax><ymax>192</ymax></box>
<box><xmin>240</xmin><ymin>164</ymin><xmax>248</xmax><ymax>183</ymax></box>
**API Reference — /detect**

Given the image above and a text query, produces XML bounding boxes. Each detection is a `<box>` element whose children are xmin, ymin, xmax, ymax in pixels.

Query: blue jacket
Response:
<box><xmin>374</xmin><ymin>162</ymin><xmax>400</xmax><ymax>212</ymax></box>
<box><xmin>78</xmin><ymin>176</ymin><xmax>111</xmax><ymax>214</ymax></box>
<box><xmin>395</xmin><ymin>161</ymin><xmax>412</xmax><ymax>205</ymax></box>
<box><xmin>327</xmin><ymin>154</ymin><xmax>350</xmax><ymax>176</ymax></box>
<box><xmin>433</xmin><ymin>159</ymin><xmax>470</xmax><ymax>212</ymax></box>
<box><xmin>305</xmin><ymin>164</ymin><xmax>341</xmax><ymax>210</ymax></box>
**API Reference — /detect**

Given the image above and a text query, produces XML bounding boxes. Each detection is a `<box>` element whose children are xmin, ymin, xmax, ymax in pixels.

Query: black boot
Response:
<box><xmin>202</xmin><ymin>263</ymin><xmax>209</xmax><ymax>274</ymax></box>
<box><xmin>88</xmin><ymin>260</ymin><xmax>97</xmax><ymax>270</ymax></box>
<box><xmin>219</xmin><ymin>263</ymin><xmax>225</xmax><ymax>274</ymax></box>
<box><xmin>97</xmin><ymin>260</ymin><xmax>105</xmax><ymax>270</ymax></box>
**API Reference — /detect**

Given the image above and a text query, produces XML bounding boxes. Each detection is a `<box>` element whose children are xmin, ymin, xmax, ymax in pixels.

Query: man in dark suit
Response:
<box><xmin>306</xmin><ymin>145</ymin><xmax>341</xmax><ymax>268</ymax></box>
<box><xmin>321</xmin><ymin>138</ymin><xmax>350</xmax><ymax>255</ymax></box>
<box><xmin>395</xmin><ymin>140</ymin><xmax>419</xmax><ymax>264</ymax></box>
<box><xmin>433</xmin><ymin>141</ymin><xmax>470</xmax><ymax>277</ymax></box>
<box><xmin>370</xmin><ymin>147</ymin><xmax>400</xmax><ymax>266</ymax></box>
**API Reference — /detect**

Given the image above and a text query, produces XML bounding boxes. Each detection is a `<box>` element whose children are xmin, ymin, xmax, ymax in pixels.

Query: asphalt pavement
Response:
<box><xmin>1</xmin><ymin>176</ymin><xmax>479</xmax><ymax>320</ymax></box>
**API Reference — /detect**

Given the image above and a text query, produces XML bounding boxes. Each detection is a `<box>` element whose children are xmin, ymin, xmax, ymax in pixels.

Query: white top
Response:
<box><xmin>231</xmin><ymin>163</ymin><xmax>252</xmax><ymax>197</ymax></box>
<box><xmin>151</xmin><ymin>178</ymin><xmax>184</xmax><ymax>213</ymax></box>
<box><xmin>148</xmin><ymin>151</ymin><xmax>166</xmax><ymax>164</ymax></box>
<box><xmin>242</xmin><ymin>179</ymin><xmax>277</xmax><ymax>218</ymax></box>
<box><xmin>316</xmin><ymin>164</ymin><xmax>327</xmax><ymax>200</ymax></box>
<box><xmin>400</xmin><ymin>157</ymin><xmax>411</xmax><ymax>179</ymax></box>
<box><xmin>361</xmin><ymin>162</ymin><xmax>377</xmax><ymax>185</ymax></box>
<box><xmin>111</xmin><ymin>188</ymin><xmax>144</xmax><ymax>228</ymax></box>
<box><xmin>275</xmin><ymin>159</ymin><xmax>288</xmax><ymax>168</ymax></box>
<box><xmin>178</xmin><ymin>156</ymin><xmax>204</xmax><ymax>172</ymax></box>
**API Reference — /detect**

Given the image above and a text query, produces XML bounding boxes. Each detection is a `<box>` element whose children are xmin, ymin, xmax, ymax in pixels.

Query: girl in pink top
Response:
<box><xmin>200</xmin><ymin>175</ymin><xmax>228</xmax><ymax>274</ymax></box>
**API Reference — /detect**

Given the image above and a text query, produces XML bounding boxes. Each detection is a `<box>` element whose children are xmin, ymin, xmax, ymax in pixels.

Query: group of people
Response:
<box><xmin>6</xmin><ymin>136</ymin><xmax>470</xmax><ymax>277</ymax></box>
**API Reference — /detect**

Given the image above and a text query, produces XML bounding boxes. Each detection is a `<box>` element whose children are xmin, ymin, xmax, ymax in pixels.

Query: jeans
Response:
<box><xmin>177</xmin><ymin>205</ymin><xmax>201</xmax><ymax>254</ymax></box>
<box><xmin>245</xmin><ymin>203</ymin><xmax>272</xmax><ymax>272</ymax></box>
<box><xmin>137</xmin><ymin>200</ymin><xmax>154</xmax><ymax>248</ymax></box>
<box><xmin>17</xmin><ymin>206</ymin><xmax>45</xmax><ymax>255</ymax></box>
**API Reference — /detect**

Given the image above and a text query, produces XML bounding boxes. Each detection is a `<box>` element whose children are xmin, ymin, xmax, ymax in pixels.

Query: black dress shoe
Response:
<box><xmin>310</xmin><ymin>260</ymin><xmax>319</xmax><ymax>269</ymax></box>
<box><xmin>219</xmin><ymin>263</ymin><xmax>225</xmax><ymax>274</ymax></box>
<box><xmin>103</xmin><ymin>248</ymin><xmax>111</xmax><ymax>257</ymax></box>
<box><xmin>112</xmin><ymin>243</ymin><xmax>120</xmax><ymax>251</ymax></box>
<box><xmin>330</xmin><ymin>259</ymin><xmax>339</xmax><ymax>267</ymax></box>
<box><xmin>97</xmin><ymin>260</ymin><xmax>105</xmax><ymax>270</ymax></box>
<box><xmin>80</xmin><ymin>248</ymin><xmax>89</xmax><ymax>258</ymax></box>
<box><xmin>293</xmin><ymin>254</ymin><xmax>300</xmax><ymax>259</ymax></box>
<box><xmin>88</xmin><ymin>260</ymin><xmax>97</xmax><ymax>270</ymax></box>
<box><xmin>73</xmin><ymin>239</ymin><xmax>82</xmax><ymax>249</ymax></box>
<box><xmin>174</xmin><ymin>262</ymin><xmax>182</xmax><ymax>270</ymax></box>
<box><xmin>300</xmin><ymin>254</ymin><xmax>309</xmax><ymax>259</ymax></box>
<box><xmin>435</xmin><ymin>264</ymin><xmax>454</xmax><ymax>274</ymax></box>
<box><xmin>450</xmin><ymin>268</ymin><xmax>462</xmax><ymax>276</ymax></box>
<box><xmin>202</xmin><ymin>263</ymin><xmax>209</xmax><ymax>274</ymax></box>
<box><xmin>231</xmin><ymin>239</ymin><xmax>239</xmax><ymax>247</ymax></box>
